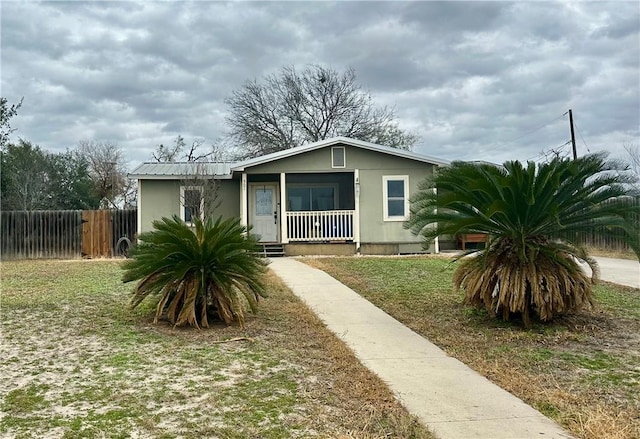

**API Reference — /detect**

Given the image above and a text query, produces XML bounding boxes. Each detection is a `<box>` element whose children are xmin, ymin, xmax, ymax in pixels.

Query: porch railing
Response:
<box><xmin>286</xmin><ymin>210</ymin><xmax>354</xmax><ymax>242</ymax></box>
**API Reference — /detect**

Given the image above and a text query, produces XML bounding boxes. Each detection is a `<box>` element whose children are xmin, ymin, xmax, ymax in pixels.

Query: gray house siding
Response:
<box><xmin>139</xmin><ymin>180</ymin><xmax>180</xmax><ymax>234</ymax></box>
<box><xmin>243</xmin><ymin>146</ymin><xmax>337</xmax><ymax>174</ymax></box>
<box><xmin>131</xmin><ymin>137</ymin><xmax>447</xmax><ymax>253</ymax></box>
<box><xmin>241</xmin><ymin>143</ymin><xmax>435</xmax><ymax>251</ymax></box>
<box><xmin>139</xmin><ymin>179</ymin><xmax>240</xmax><ymax>234</ymax></box>
<box><xmin>353</xmin><ymin>149</ymin><xmax>434</xmax><ymax>247</ymax></box>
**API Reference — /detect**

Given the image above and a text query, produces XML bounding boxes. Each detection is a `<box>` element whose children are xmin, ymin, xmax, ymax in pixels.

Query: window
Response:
<box><xmin>383</xmin><ymin>176</ymin><xmax>409</xmax><ymax>221</ymax></box>
<box><xmin>180</xmin><ymin>186</ymin><xmax>203</xmax><ymax>225</ymax></box>
<box><xmin>332</xmin><ymin>146</ymin><xmax>345</xmax><ymax>168</ymax></box>
<box><xmin>255</xmin><ymin>187</ymin><xmax>274</xmax><ymax>216</ymax></box>
<box><xmin>287</xmin><ymin>185</ymin><xmax>337</xmax><ymax>211</ymax></box>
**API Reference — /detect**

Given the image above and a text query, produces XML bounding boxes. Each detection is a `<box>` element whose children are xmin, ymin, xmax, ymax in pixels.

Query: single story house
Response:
<box><xmin>129</xmin><ymin>137</ymin><xmax>450</xmax><ymax>255</ymax></box>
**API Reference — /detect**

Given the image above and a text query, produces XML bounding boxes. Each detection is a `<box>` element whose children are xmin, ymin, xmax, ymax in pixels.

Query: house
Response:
<box><xmin>129</xmin><ymin>137</ymin><xmax>450</xmax><ymax>255</ymax></box>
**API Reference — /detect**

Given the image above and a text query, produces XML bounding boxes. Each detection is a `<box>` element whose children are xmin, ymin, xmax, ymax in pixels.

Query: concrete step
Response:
<box><xmin>257</xmin><ymin>243</ymin><xmax>285</xmax><ymax>258</ymax></box>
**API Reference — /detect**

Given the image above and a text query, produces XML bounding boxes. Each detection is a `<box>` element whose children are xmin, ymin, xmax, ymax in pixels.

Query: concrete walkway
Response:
<box><xmin>593</xmin><ymin>256</ymin><xmax>639</xmax><ymax>288</ymax></box>
<box><xmin>269</xmin><ymin>258</ymin><xmax>573</xmax><ymax>439</ymax></box>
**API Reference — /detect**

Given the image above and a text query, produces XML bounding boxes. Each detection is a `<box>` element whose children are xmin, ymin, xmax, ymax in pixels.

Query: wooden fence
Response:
<box><xmin>575</xmin><ymin>231</ymin><xmax>634</xmax><ymax>253</ymax></box>
<box><xmin>566</xmin><ymin>196</ymin><xmax>638</xmax><ymax>253</ymax></box>
<box><xmin>1</xmin><ymin>209</ymin><xmax>137</xmax><ymax>260</ymax></box>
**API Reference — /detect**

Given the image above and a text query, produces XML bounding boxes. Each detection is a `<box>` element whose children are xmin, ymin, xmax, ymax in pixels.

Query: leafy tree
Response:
<box><xmin>225</xmin><ymin>65</ymin><xmax>418</xmax><ymax>158</ymax></box>
<box><xmin>406</xmin><ymin>154</ymin><xmax>639</xmax><ymax>327</ymax></box>
<box><xmin>1</xmin><ymin>140</ymin><xmax>51</xmax><ymax>210</ymax></box>
<box><xmin>48</xmin><ymin>150</ymin><xmax>101</xmax><ymax>210</ymax></box>
<box><xmin>122</xmin><ymin>215</ymin><xmax>267</xmax><ymax>328</ymax></box>
<box><xmin>0</xmin><ymin>97</ymin><xmax>23</xmax><ymax>149</ymax></box>
<box><xmin>1</xmin><ymin>140</ymin><xmax>101</xmax><ymax>210</ymax></box>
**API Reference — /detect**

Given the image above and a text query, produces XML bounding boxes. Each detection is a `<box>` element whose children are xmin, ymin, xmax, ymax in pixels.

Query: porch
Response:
<box><xmin>240</xmin><ymin>171</ymin><xmax>360</xmax><ymax>245</ymax></box>
<box><xmin>286</xmin><ymin>210</ymin><xmax>354</xmax><ymax>242</ymax></box>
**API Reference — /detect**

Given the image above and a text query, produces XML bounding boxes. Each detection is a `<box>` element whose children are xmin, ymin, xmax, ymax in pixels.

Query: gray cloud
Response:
<box><xmin>1</xmin><ymin>0</ymin><xmax>638</xmax><ymax>167</ymax></box>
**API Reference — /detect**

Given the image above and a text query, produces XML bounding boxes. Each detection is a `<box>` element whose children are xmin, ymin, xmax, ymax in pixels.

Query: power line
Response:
<box><xmin>551</xmin><ymin>140</ymin><xmax>572</xmax><ymax>150</ymax></box>
<box><xmin>503</xmin><ymin>113</ymin><xmax>567</xmax><ymax>144</ymax></box>
<box><xmin>573</xmin><ymin>121</ymin><xmax>591</xmax><ymax>153</ymax></box>
<box><xmin>527</xmin><ymin>140</ymin><xmax>572</xmax><ymax>162</ymax></box>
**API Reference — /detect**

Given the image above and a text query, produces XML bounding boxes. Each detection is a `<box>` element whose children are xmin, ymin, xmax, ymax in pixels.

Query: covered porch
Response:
<box><xmin>240</xmin><ymin>171</ymin><xmax>360</xmax><ymax>246</ymax></box>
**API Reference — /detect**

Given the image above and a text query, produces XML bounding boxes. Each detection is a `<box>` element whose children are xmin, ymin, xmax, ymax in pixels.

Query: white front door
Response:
<box><xmin>250</xmin><ymin>184</ymin><xmax>278</xmax><ymax>242</ymax></box>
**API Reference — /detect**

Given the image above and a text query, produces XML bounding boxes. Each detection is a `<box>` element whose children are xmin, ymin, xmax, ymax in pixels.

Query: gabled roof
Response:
<box><xmin>129</xmin><ymin>137</ymin><xmax>450</xmax><ymax>179</ymax></box>
<box><xmin>231</xmin><ymin>136</ymin><xmax>449</xmax><ymax>171</ymax></box>
<box><xmin>129</xmin><ymin>162</ymin><xmax>236</xmax><ymax>179</ymax></box>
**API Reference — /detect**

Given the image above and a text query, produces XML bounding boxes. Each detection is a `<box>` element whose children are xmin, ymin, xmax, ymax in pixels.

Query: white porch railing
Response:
<box><xmin>286</xmin><ymin>210</ymin><xmax>354</xmax><ymax>242</ymax></box>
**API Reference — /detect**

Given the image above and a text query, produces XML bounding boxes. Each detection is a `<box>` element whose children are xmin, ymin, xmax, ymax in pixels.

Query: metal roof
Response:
<box><xmin>129</xmin><ymin>137</ymin><xmax>451</xmax><ymax>180</ymax></box>
<box><xmin>128</xmin><ymin>162</ymin><xmax>236</xmax><ymax>179</ymax></box>
<box><xmin>231</xmin><ymin>136</ymin><xmax>450</xmax><ymax>171</ymax></box>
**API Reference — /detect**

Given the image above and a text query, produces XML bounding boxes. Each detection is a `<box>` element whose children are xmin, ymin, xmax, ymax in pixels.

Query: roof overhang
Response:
<box><xmin>130</xmin><ymin>137</ymin><xmax>451</xmax><ymax>180</ymax></box>
<box><xmin>231</xmin><ymin>136</ymin><xmax>450</xmax><ymax>171</ymax></box>
<box><xmin>128</xmin><ymin>162</ymin><xmax>235</xmax><ymax>180</ymax></box>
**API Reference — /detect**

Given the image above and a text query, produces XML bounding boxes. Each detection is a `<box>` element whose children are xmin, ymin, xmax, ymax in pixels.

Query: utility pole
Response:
<box><xmin>568</xmin><ymin>109</ymin><xmax>577</xmax><ymax>160</ymax></box>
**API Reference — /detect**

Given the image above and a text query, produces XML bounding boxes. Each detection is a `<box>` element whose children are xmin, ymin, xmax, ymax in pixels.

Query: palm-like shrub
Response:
<box><xmin>122</xmin><ymin>215</ymin><xmax>267</xmax><ymax>328</ymax></box>
<box><xmin>407</xmin><ymin>154</ymin><xmax>639</xmax><ymax>327</ymax></box>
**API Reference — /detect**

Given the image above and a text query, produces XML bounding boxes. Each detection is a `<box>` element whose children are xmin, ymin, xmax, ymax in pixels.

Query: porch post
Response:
<box><xmin>240</xmin><ymin>173</ymin><xmax>248</xmax><ymax>227</ymax></box>
<box><xmin>354</xmin><ymin>169</ymin><xmax>360</xmax><ymax>252</ymax></box>
<box><xmin>280</xmin><ymin>172</ymin><xmax>288</xmax><ymax>243</ymax></box>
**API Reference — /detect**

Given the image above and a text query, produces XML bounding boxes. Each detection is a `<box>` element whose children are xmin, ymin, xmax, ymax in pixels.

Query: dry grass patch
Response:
<box><xmin>0</xmin><ymin>259</ymin><xmax>431</xmax><ymax>439</ymax></box>
<box><xmin>304</xmin><ymin>256</ymin><xmax>640</xmax><ymax>439</ymax></box>
<box><xmin>586</xmin><ymin>247</ymin><xmax>637</xmax><ymax>260</ymax></box>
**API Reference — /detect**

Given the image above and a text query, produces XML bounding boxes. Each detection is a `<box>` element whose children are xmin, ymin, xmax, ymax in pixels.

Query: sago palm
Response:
<box><xmin>122</xmin><ymin>215</ymin><xmax>267</xmax><ymax>328</ymax></box>
<box><xmin>406</xmin><ymin>153</ymin><xmax>639</xmax><ymax>327</ymax></box>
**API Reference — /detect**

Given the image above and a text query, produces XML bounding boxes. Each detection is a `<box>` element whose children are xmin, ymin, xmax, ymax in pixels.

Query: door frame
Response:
<box><xmin>249</xmin><ymin>182</ymin><xmax>280</xmax><ymax>242</ymax></box>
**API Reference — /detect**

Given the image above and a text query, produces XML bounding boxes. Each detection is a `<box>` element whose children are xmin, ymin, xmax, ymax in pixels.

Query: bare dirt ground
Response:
<box><xmin>0</xmin><ymin>260</ymin><xmax>432</xmax><ymax>439</ymax></box>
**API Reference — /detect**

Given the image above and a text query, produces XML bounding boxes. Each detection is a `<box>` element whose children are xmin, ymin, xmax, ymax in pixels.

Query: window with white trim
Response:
<box><xmin>332</xmin><ymin>146</ymin><xmax>346</xmax><ymax>168</ymax></box>
<box><xmin>180</xmin><ymin>186</ymin><xmax>203</xmax><ymax>225</ymax></box>
<box><xmin>383</xmin><ymin>176</ymin><xmax>409</xmax><ymax>221</ymax></box>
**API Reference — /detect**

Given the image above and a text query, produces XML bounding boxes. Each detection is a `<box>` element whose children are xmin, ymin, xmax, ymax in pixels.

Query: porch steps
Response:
<box><xmin>258</xmin><ymin>243</ymin><xmax>286</xmax><ymax>258</ymax></box>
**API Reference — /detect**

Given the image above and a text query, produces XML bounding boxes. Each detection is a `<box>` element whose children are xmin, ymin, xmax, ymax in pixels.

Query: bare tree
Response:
<box><xmin>225</xmin><ymin>65</ymin><xmax>418</xmax><ymax>158</ymax></box>
<box><xmin>152</xmin><ymin>137</ymin><xmax>184</xmax><ymax>162</ymax></box>
<box><xmin>180</xmin><ymin>163</ymin><xmax>221</xmax><ymax>222</ymax></box>
<box><xmin>151</xmin><ymin>136</ymin><xmax>228</xmax><ymax>220</ymax></box>
<box><xmin>152</xmin><ymin>135</ymin><xmax>217</xmax><ymax>163</ymax></box>
<box><xmin>121</xmin><ymin>178</ymin><xmax>138</xmax><ymax>209</ymax></box>
<box><xmin>78</xmin><ymin>140</ymin><xmax>127</xmax><ymax>208</ymax></box>
<box><xmin>623</xmin><ymin>144</ymin><xmax>640</xmax><ymax>181</ymax></box>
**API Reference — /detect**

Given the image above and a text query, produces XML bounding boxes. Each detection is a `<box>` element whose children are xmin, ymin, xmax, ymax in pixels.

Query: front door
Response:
<box><xmin>250</xmin><ymin>183</ymin><xmax>278</xmax><ymax>242</ymax></box>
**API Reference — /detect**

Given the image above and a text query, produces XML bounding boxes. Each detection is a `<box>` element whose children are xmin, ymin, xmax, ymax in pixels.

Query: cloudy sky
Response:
<box><xmin>2</xmin><ymin>1</ymin><xmax>638</xmax><ymax>168</ymax></box>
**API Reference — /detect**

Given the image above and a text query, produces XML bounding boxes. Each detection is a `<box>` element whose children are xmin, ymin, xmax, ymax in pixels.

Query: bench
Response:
<box><xmin>458</xmin><ymin>233</ymin><xmax>488</xmax><ymax>250</ymax></box>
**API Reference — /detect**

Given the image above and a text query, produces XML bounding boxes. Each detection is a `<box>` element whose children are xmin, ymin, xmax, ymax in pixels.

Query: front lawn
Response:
<box><xmin>304</xmin><ymin>256</ymin><xmax>640</xmax><ymax>439</ymax></box>
<box><xmin>0</xmin><ymin>260</ymin><xmax>431</xmax><ymax>439</ymax></box>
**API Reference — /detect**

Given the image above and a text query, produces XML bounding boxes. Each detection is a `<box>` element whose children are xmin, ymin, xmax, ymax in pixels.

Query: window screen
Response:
<box><xmin>287</xmin><ymin>186</ymin><xmax>336</xmax><ymax>211</ymax></box>
<box><xmin>332</xmin><ymin>147</ymin><xmax>345</xmax><ymax>168</ymax></box>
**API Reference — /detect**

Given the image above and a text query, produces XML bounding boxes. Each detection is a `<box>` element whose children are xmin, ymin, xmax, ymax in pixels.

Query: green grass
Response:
<box><xmin>3</xmin><ymin>384</ymin><xmax>50</xmax><ymax>415</ymax></box>
<box><xmin>0</xmin><ymin>260</ymin><xmax>432</xmax><ymax>439</ymax></box>
<box><xmin>305</xmin><ymin>256</ymin><xmax>640</xmax><ymax>439</ymax></box>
